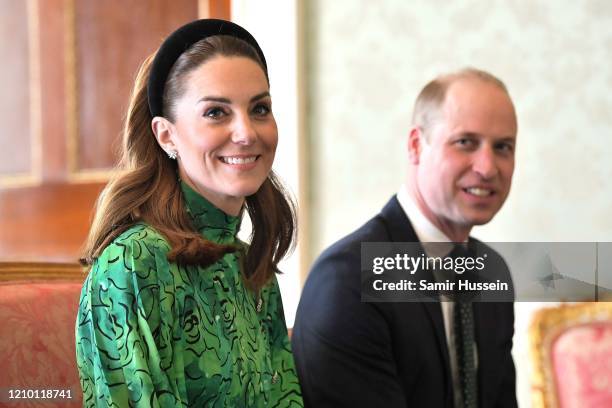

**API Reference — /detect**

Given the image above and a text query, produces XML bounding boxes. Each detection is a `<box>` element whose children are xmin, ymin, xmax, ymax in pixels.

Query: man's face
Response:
<box><xmin>414</xmin><ymin>78</ymin><xmax>517</xmax><ymax>234</ymax></box>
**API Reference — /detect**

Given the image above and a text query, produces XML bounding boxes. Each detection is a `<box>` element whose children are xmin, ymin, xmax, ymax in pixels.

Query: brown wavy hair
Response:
<box><xmin>81</xmin><ymin>36</ymin><xmax>296</xmax><ymax>292</ymax></box>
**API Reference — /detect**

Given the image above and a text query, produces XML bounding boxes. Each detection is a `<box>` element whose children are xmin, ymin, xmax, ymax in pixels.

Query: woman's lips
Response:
<box><xmin>219</xmin><ymin>155</ymin><xmax>258</xmax><ymax>165</ymax></box>
<box><xmin>218</xmin><ymin>155</ymin><xmax>260</xmax><ymax>170</ymax></box>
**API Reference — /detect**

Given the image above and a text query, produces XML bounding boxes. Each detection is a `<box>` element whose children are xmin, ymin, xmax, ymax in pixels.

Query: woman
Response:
<box><xmin>75</xmin><ymin>19</ymin><xmax>303</xmax><ymax>407</ymax></box>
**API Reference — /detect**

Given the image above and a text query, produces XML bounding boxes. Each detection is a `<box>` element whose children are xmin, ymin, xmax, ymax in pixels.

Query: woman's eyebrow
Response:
<box><xmin>250</xmin><ymin>91</ymin><xmax>271</xmax><ymax>102</ymax></box>
<box><xmin>197</xmin><ymin>91</ymin><xmax>270</xmax><ymax>105</ymax></box>
<box><xmin>198</xmin><ymin>96</ymin><xmax>231</xmax><ymax>104</ymax></box>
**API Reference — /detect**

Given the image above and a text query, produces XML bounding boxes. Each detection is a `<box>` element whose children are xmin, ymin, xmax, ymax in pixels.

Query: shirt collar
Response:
<box><xmin>397</xmin><ymin>184</ymin><xmax>451</xmax><ymax>244</ymax></box>
<box><xmin>180</xmin><ymin>181</ymin><xmax>240</xmax><ymax>244</ymax></box>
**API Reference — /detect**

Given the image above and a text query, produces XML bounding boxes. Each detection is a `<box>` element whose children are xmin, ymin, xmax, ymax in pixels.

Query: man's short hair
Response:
<box><xmin>412</xmin><ymin>68</ymin><xmax>510</xmax><ymax>137</ymax></box>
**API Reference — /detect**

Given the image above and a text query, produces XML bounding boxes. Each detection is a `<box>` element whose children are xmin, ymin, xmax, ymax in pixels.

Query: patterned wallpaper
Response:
<box><xmin>306</xmin><ymin>0</ymin><xmax>612</xmax><ymax>253</ymax></box>
<box><xmin>304</xmin><ymin>1</ymin><xmax>612</xmax><ymax>406</ymax></box>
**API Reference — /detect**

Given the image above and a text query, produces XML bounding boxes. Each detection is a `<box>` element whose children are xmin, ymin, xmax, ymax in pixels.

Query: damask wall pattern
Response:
<box><xmin>306</xmin><ymin>0</ymin><xmax>612</xmax><ymax>251</ymax></box>
<box><xmin>305</xmin><ymin>1</ymin><xmax>612</xmax><ymax>406</ymax></box>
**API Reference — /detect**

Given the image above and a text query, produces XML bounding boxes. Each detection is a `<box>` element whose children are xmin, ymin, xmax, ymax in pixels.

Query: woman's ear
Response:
<box><xmin>151</xmin><ymin>116</ymin><xmax>177</xmax><ymax>153</ymax></box>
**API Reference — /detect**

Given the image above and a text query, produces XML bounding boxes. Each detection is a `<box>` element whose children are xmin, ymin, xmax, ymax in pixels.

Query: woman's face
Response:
<box><xmin>159</xmin><ymin>56</ymin><xmax>277</xmax><ymax>215</ymax></box>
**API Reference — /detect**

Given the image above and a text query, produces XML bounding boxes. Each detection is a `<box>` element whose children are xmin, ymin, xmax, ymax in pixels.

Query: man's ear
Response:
<box><xmin>408</xmin><ymin>126</ymin><xmax>423</xmax><ymax>165</ymax></box>
<box><xmin>151</xmin><ymin>116</ymin><xmax>176</xmax><ymax>152</ymax></box>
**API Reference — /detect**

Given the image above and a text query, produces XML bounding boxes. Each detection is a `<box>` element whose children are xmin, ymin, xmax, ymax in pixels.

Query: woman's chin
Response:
<box><xmin>224</xmin><ymin>182</ymin><xmax>266</xmax><ymax>200</ymax></box>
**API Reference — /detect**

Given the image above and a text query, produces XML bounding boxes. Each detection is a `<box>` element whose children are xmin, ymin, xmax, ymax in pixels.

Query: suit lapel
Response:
<box><xmin>469</xmin><ymin>237</ymin><xmax>498</xmax><ymax>405</ymax></box>
<box><xmin>379</xmin><ymin>196</ymin><xmax>454</xmax><ymax>396</ymax></box>
<box><xmin>474</xmin><ymin>302</ymin><xmax>500</xmax><ymax>406</ymax></box>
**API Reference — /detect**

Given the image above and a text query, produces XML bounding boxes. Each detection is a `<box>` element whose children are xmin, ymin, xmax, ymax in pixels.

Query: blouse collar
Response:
<box><xmin>180</xmin><ymin>181</ymin><xmax>241</xmax><ymax>244</ymax></box>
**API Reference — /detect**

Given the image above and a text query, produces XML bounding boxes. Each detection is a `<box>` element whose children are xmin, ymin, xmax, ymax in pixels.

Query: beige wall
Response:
<box><xmin>306</xmin><ymin>0</ymin><xmax>612</xmax><ymax>257</ymax></box>
<box><xmin>304</xmin><ymin>1</ymin><xmax>612</xmax><ymax>406</ymax></box>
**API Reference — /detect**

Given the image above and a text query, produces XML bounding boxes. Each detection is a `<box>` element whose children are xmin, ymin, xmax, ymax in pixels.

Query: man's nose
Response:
<box><xmin>472</xmin><ymin>146</ymin><xmax>498</xmax><ymax>179</ymax></box>
<box><xmin>231</xmin><ymin>113</ymin><xmax>257</xmax><ymax>145</ymax></box>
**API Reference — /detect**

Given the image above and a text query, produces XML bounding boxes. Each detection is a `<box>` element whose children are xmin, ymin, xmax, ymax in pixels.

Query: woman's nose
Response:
<box><xmin>231</xmin><ymin>114</ymin><xmax>257</xmax><ymax>145</ymax></box>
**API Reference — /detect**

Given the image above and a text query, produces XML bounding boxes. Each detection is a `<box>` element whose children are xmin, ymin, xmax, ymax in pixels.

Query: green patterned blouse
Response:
<box><xmin>75</xmin><ymin>182</ymin><xmax>303</xmax><ymax>407</ymax></box>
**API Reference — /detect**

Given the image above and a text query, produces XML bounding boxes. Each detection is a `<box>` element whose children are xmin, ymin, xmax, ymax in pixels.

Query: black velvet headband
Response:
<box><xmin>147</xmin><ymin>18</ymin><xmax>267</xmax><ymax>117</ymax></box>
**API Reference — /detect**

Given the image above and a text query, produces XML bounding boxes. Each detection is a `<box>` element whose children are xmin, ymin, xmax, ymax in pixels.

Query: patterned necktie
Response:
<box><xmin>451</xmin><ymin>244</ymin><xmax>478</xmax><ymax>408</ymax></box>
<box><xmin>455</xmin><ymin>300</ymin><xmax>477</xmax><ymax>408</ymax></box>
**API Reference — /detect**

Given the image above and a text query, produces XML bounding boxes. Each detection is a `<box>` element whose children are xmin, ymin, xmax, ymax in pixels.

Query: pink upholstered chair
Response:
<box><xmin>0</xmin><ymin>262</ymin><xmax>85</xmax><ymax>407</ymax></box>
<box><xmin>530</xmin><ymin>302</ymin><xmax>612</xmax><ymax>408</ymax></box>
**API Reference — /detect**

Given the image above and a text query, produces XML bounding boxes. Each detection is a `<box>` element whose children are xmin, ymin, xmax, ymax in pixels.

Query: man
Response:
<box><xmin>292</xmin><ymin>68</ymin><xmax>518</xmax><ymax>407</ymax></box>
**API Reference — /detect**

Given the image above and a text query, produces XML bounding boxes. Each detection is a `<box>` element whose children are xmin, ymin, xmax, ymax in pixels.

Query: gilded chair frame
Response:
<box><xmin>0</xmin><ymin>261</ymin><xmax>85</xmax><ymax>282</ymax></box>
<box><xmin>529</xmin><ymin>302</ymin><xmax>612</xmax><ymax>408</ymax></box>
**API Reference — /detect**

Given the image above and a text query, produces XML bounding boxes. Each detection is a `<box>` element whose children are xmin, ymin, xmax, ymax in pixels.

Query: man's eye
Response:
<box><xmin>457</xmin><ymin>138</ymin><xmax>475</xmax><ymax>147</ymax></box>
<box><xmin>204</xmin><ymin>107</ymin><xmax>226</xmax><ymax>119</ymax></box>
<box><xmin>252</xmin><ymin>104</ymin><xmax>271</xmax><ymax>116</ymax></box>
<box><xmin>496</xmin><ymin>143</ymin><xmax>514</xmax><ymax>153</ymax></box>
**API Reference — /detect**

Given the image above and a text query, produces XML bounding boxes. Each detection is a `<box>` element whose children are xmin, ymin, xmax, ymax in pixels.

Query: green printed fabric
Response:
<box><xmin>75</xmin><ymin>182</ymin><xmax>303</xmax><ymax>407</ymax></box>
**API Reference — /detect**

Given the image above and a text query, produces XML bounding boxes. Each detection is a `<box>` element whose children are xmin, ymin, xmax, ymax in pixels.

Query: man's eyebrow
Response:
<box><xmin>454</xmin><ymin>132</ymin><xmax>516</xmax><ymax>142</ymax></box>
<box><xmin>495</xmin><ymin>136</ymin><xmax>516</xmax><ymax>143</ymax></box>
<box><xmin>197</xmin><ymin>91</ymin><xmax>271</xmax><ymax>105</ymax></box>
<box><xmin>452</xmin><ymin>131</ymin><xmax>480</xmax><ymax>139</ymax></box>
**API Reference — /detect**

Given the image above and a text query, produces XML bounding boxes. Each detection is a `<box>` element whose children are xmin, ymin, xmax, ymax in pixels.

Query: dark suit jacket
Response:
<box><xmin>292</xmin><ymin>196</ymin><xmax>517</xmax><ymax>408</ymax></box>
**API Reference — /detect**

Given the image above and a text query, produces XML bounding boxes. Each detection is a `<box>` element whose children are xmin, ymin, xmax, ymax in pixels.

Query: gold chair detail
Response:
<box><xmin>530</xmin><ymin>302</ymin><xmax>612</xmax><ymax>408</ymax></box>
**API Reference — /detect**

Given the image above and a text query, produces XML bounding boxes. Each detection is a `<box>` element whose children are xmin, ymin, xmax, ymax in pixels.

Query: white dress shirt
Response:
<box><xmin>396</xmin><ymin>185</ymin><xmax>477</xmax><ymax>408</ymax></box>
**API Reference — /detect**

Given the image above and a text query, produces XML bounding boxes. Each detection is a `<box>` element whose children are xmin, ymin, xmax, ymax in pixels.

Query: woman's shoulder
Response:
<box><xmin>112</xmin><ymin>223</ymin><xmax>171</xmax><ymax>252</ymax></box>
<box><xmin>114</xmin><ymin>223</ymin><xmax>169</xmax><ymax>246</ymax></box>
<box><xmin>84</xmin><ymin>224</ymin><xmax>178</xmax><ymax>330</ymax></box>
<box><xmin>96</xmin><ymin>223</ymin><xmax>171</xmax><ymax>267</ymax></box>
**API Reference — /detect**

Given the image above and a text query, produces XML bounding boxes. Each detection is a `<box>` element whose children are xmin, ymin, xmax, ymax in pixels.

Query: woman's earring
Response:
<box><xmin>167</xmin><ymin>149</ymin><xmax>178</xmax><ymax>160</ymax></box>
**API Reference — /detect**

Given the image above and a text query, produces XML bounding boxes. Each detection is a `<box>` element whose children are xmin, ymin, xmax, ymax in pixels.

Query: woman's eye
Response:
<box><xmin>204</xmin><ymin>107</ymin><xmax>226</xmax><ymax>119</ymax></box>
<box><xmin>252</xmin><ymin>103</ymin><xmax>271</xmax><ymax>116</ymax></box>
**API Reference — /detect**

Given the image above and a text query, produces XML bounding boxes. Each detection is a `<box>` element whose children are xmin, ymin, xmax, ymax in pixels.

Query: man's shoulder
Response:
<box><xmin>307</xmin><ymin>210</ymin><xmax>406</xmax><ymax>290</ymax></box>
<box><xmin>310</xmin><ymin>196</ymin><xmax>415</xmax><ymax>275</ymax></box>
<box><xmin>330</xmin><ymin>215</ymin><xmax>387</xmax><ymax>250</ymax></box>
<box><xmin>318</xmin><ymin>213</ymin><xmax>390</xmax><ymax>259</ymax></box>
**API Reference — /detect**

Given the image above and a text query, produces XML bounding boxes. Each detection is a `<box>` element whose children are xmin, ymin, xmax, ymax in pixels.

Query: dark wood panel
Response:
<box><xmin>75</xmin><ymin>0</ymin><xmax>199</xmax><ymax>171</ymax></box>
<box><xmin>0</xmin><ymin>182</ymin><xmax>106</xmax><ymax>262</ymax></box>
<box><xmin>0</xmin><ymin>0</ymin><xmax>31</xmax><ymax>175</ymax></box>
